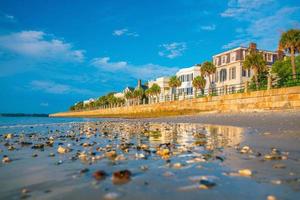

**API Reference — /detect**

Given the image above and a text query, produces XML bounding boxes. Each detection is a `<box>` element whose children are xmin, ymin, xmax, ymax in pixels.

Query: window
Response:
<box><xmin>221</xmin><ymin>56</ymin><xmax>226</xmax><ymax>64</ymax></box>
<box><xmin>242</xmin><ymin>69</ymin><xmax>246</xmax><ymax>77</ymax></box>
<box><xmin>220</xmin><ymin>69</ymin><xmax>227</xmax><ymax>82</ymax></box>
<box><xmin>214</xmin><ymin>58</ymin><xmax>219</xmax><ymax>66</ymax></box>
<box><xmin>230</xmin><ymin>67</ymin><xmax>236</xmax><ymax>80</ymax></box>
<box><xmin>267</xmin><ymin>54</ymin><xmax>272</xmax><ymax>62</ymax></box>
<box><xmin>248</xmin><ymin>69</ymin><xmax>251</xmax><ymax>77</ymax></box>
<box><xmin>230</xmin><ymin>52</ymin><xmax>236</xmax><ymax>62</ymax></box>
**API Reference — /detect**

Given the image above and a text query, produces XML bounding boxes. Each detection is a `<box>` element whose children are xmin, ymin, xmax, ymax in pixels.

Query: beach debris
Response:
<box><xmin>112</xmin><ymin>170</ymin><xmax>132</xmax><ymax>184</ymax></box>
<box><xmin>199</xmin><ymin>179</ymin><xmax>216</xmax><ymax>189</ymax></box>
<box><xmin>2</xmin><ymin>155</ymin><xmax>11</xmax><ymax>163</ymax></box>
<box><xmin>57</xmin><ymin>146</ymin><xmax>70</xmax><ymax>154</ymax></box>
<box><xmin>238</xmin><ymin>169</ymin><xmax>252</xmax><ymax>177</ymax></box>
<box><xmin>93</xmin><ymin>170</ymin><xmax>107</xmax><ymax>181</ymax></box>
<box><xmin>105</xmin><ymin>151</ymin><xmax>117</xmax><ymax>159</ymax></box>
<box><xmin>32</xmin><ymin>143</ymin><xmax>44</xmax><ymax>149</ymax></box>
<box><xmin>264</xmin><ymin>148</ymin><xmax>288</xmax><ymax>160</ymax></box>
<box><xmin>240</xmin><ymin>145</ymin><xmax>252</xmax><ymax>154</ymax></box>
<box><xmin>103</xmin><ymin>192</ymin><xmax>120</xmax><ymax>200</ymax></box>
<box><xmin>80</xmin><ymin>168</ymin><xmax>89</xmax><ymax>174</ymax></box>
<box><xmin>272</xmin><ymin>163</ymin><xmax>286</xmax><ymax>169</ymax></box>
<box><xmin>267</xmin><ymin>195</ymin><xmax>277</xmax><ymax>200</ymax></box>
<box><xmin>163</xmin><ymin>171</ymin><xmax>175</xmax><ymax>177</ymax></box>
<box><xmin>172</xmin><ymin>162</ymin><xmax>183</xmax><ymax>169</ymax></box>
<box><xmin>49</xmin><ymin>153</ymin><xmax>55</xmax><ymax>157</ymax></box>
<box><xmin>140</xmin><ymin>165</ymin><xmax>149</xmax><ymax>171</ymax></box>
<box><xmin>270</xmin><ymin>179</ymin><xmax>282</xmax><ymax>185</ymax></box>
<box><xmin>4</xmin><ymin>133</ymin><xmax>13</xmax><ymax>139</ymax></box>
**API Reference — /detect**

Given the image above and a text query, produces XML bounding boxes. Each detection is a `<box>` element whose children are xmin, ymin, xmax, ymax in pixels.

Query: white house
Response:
<box><xmin>83</xmin><ymin>98</ymin><xmax>96</xmax><ymax>105</ymax></box>
<box><xmin>175</xmin><ymin>65</ymin><xmax>201</xmax><ymax>99</ymax></box>
<box><xmin>148</xmin><ymin>76</ymin><xmax>171</xmax><ymax>102</ymax></box>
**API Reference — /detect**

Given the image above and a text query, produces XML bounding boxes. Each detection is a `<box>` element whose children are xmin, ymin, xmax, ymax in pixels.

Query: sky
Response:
<box><xmin>0</xmin><ymin>0</ymin><xmax>299</xmax><ymax>113</ymax></box>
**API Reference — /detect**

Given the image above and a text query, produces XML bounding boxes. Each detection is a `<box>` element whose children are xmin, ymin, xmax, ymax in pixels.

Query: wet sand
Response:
<box><xmin>1</xmin><ymin>111</ymin><xmax>300</xmax><ymax>200</ymax></box>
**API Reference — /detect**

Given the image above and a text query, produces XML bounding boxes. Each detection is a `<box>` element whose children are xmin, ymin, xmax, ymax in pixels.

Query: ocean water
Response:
<box><xmin>0</xmin><ymin>116</ymin><xmax>102</xmax><ymax>128</ymax></box>
<box><xmin>0</xmin><ymin>117</ymin><xmax>299</xmax><ymax>200</ymax></box>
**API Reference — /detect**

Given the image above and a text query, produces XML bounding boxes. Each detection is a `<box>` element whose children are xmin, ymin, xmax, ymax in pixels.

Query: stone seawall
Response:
<box><xmin>50</xmin><ymin>86</ymin><xmax>300</xmax><ymax>118</ymax></box>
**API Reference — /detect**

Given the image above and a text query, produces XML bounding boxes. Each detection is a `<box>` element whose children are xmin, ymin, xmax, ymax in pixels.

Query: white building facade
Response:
<box><xmin>175</xmin><ymin>66</ymin><xmax>201</xmax><ymax>99</ymax></box>
<box><xmin>148</xmin><ymin>76</ymin><xmax>171</xmax><ymax>102</ymax></box>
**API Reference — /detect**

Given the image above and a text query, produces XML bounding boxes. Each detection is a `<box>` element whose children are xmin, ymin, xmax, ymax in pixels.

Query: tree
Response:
<box><xmin>200</xmin><ymin>62</ymin><xmax>216</xmax><ymax>93</ymax></box>
<box><xmin>168</xmin><ymin>76</ymin><xmax>181</xmax><ymax>100</ymax></box>
<box><xmin>145</xmin><ymin>88</ymin><xmax>153</xmax><ymax>103</ymax></box>
<box><xmin>133</xmin><ymin>88</ymin><xmax>144</xmax><ymax>105</ymax></box>
<box><xmin>279</xmin><ymin>29</ymin><xmax>300</xmax><ymax>80</ymax></box>
<box><xmin>243</xmin><ymin>49</ymin><xmax>267</xmax><ymax>88</ymax></box>
<box><xmin>124</xmin><ymin>90</ymin><xmax>133</xmax><ymax>106</ymax></box>
<box><xmin>272</xmin><ymin>55</ymin><xmax>300</xmax><ymax>85</ymax></box>
<box><xmin>192</xmin><ymin>75</ymin><xmax>206</xmax><ymax>96</ymax></box>
<box><xmin>150</xmin><ymin>83</ymin><xmax>161</xmax><ymax>103</ymax></box>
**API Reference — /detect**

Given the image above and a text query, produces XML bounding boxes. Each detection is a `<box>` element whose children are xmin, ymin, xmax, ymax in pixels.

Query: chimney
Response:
<box><xmin>249</xmin><ymin>42</ymin><xmax>257</xmax><ymax>50</ymax></box>
<box><xmin>137</xmin><ymin>79</ymin><xmax>142</xmax><ymax>88</ymax></box>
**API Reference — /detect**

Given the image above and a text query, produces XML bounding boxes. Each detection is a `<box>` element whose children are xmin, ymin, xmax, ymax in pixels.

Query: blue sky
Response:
<box><xmin>0</xmin><ymin>0</ymin><xmax>299</xmax><ymax>113</ymax></box>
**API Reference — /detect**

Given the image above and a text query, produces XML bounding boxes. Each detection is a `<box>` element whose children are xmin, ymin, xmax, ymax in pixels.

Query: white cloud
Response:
<box><xmin>91</xmin><ymin>57</ymin><xmax>179</xmax><ymax>80</ymax></box>
<box><xmin>222</xmin><ymin>38</ymin><xmax>249</xmax><ymax>49</ymax></box>
<box><xmin>221</xmin><ymin>0</ymin><xmax>300</xmax><ymax>50</ymax></box>
<box><xmin>200</xmin><ymin>24</ymin><xmax>216</xmax><ymax>31</ymax></box>
<box><xmin>91</xmin><ymin>57</ymin><xmax>127</xmax><ymax>71</ymax></box>
<box><xmin>30</xmin><ymin>80</ymin><xmax>94</xmax><ymax>95</ymax></box>
<box><xmin>0</xmin><ymin>30</ymin><xmax>85</xmax><ymax>62</ymax></box>
<box><xmin>112</xmin><ymin>28</ymin><xmax>139</xmax><ymax>37</ymax></box>
<box><xmin>221</xmin><ymin>0</ymin><xmax>275</xmax><ymax>19</ymax></box>
<box><xmin>158</xmin><ymin>42</ymin><xmax>187</xmax><ymax>59</ymax></box>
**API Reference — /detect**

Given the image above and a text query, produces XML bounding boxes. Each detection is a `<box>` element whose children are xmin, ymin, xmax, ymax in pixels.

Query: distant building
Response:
<box><xmin>83</xmin><ymin>98</ymin><xmax>95</xmax><ymax>105</ymax></box>
<box><xmin>175</xmin><ymin>65</ymin><xmax>201</xmax><ymax>99</ymax></box>
<box><xmin>148</xmin><ymin>76</ymin><xmax>171</xmax><ymax>102</ymax></box>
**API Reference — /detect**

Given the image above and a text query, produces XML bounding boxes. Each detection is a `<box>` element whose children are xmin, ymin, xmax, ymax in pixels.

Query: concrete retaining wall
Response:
<box><xmin>50</xmin><ymin>86</ymin><xmax>300</xmax><ymax>118</ymax></box>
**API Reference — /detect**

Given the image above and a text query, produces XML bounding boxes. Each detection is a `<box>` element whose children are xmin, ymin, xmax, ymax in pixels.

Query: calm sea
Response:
<box><xmin>0</xmin><ymin>116</ymin><xmax>102</xmax><ymax>128</ymax></box>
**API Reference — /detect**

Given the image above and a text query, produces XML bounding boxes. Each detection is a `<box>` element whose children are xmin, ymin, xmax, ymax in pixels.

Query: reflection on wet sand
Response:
<box><xmin>0</xmin><ymin>121</ymin><xmax>298</xmax><ymax>200</ymax></box>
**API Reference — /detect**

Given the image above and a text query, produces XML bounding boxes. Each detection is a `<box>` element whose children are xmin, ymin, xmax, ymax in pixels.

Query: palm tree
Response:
<box><xmin>279</xmin><ymin>29</ymin><xmax>300</xmax><ymax>80</ymax></box>
<box><xmin>168</xmin><ymin>76</ymin><xmax>181</xmax><ymax>100</ymax></box>
<box><xmin>145</xmin><ymin>88</ymin><xmax>153</xmax><ymax>104</ymax></box>
<box><xmin>243</xmin><ymin>49</ymin><xmax>267</xmax><ymax>88</ymax></box>
<box><xmin>124</xmin><ymin>90</ymin><xmax>133</xmax><ymax>106</ymax></box>
<box><xmin>150</xmin><ymin>83</ymin><xmax>161</xmax><ymax>103</ymax></box>
<box><xmin>200</xmin><ymin>62</ymin><xmax>216</xmax><ymax>94</ymax></box>
<box><xmin>192</xmin><ymin>75</ymin><xmax>206</xmax><ymax>97</ymax></box>
<box><xmin>133</xmin><ymin>88</ymin><xmax>144</xmax><ymax>105</ymax></box>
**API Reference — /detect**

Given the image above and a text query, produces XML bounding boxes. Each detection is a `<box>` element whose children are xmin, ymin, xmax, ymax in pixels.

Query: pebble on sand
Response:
<box><xmin>267</xmin><ymin>195</ymin><xmax>277</xmax><ymax>200</ymax></box>
<box><xmin>57</xmin><ymin>146</ymin><xmax>69</xmax><ymax>154</ymax></box>
<box><xmin>93</xmin><ymin>170</ymin><xmax>107</xmax><ymax>181</ymax></box>
<box><xmin>104</xmin><ymin>192</ymin><xmax>120</xmax><ymax>200</ymax></box>
<box><xmin>112</xmin><ymin>170</ymin><xmax>132</xmax><ymax>184</ymax></box>
<box><xmin>2</xmin><ymin>155</ymin><xmax>11</xmax><ymax>163</ymax></box>
<box><xmin>238</xmin><ymin>169</ymin><xmax>252</xmax><ymax>176</ymax></box>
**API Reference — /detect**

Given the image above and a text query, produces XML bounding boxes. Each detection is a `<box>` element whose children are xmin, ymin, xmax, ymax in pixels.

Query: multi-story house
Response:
<box><xmin>211</xmin><ymin>43</ymin><xmax>281</xmax><ymax>94</ymax></box>
<box><xmin>148</xmin><ymin>76</ymin><xmax>171</xmax><ymax>102</ymax></box>
<box><xmin>176</xmin><ymin>65</ymin><xmax>201</xmax><ymax>99</ymax></box>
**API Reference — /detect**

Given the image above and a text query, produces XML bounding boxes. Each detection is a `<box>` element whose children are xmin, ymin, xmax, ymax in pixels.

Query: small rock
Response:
<box><xmin>57</xmin><ymin>146</ymin><xmax>69</xmax><ymax>154</ymax></box>
<box><xmin>267</xmin><ymin>195</ymin><xmax>277</xmax><ymax>200</ymax></box>
<box><xmin>80</xmin><ymin>168</ymin><xmax>89</xmax><ymax>174</ymax></box>
<box><xmin>49</xmin><ymin>153</ymin><xmax>55</xmax><ymax>157</ymax></box>
<box><xmin>32</xmin><ymin>154</ymin><xmax>38</xmax><ymax>157</ymax></box>
<box><xmin>2</xmin><ymin>155</ymin><xmax>11</xmax><ymax>163</ymax></box>
<box><xmin>103</xmin><ymin>192</ymin><xmax>120</xmax><ymax>200</ymax></box>
<box><xmin>172</xmin><ymin>162</ymin><xmax>183</xmax><ymax>169</ymax></box>
<box><xmin>199</xmin><ymin>179</ymin><xmax>216</xmax><ymax>189</ymax></box>
<box><xmin>22</xmin><ymin>188</ymin><xmax>30</xmax><ymax>194</ymax></box>
<box><xmin>238</xmin><ymin>169</ymin><xmax>252</xmax><ymax>176</ymax></box>
<box><xmin>93</xmin><ymin>170</ymin><xmax>107</xmax><ymax>181</ymax></box>
<box><xmin>240</xmin><ymin>146</ymin><xmax>252</xmax><ymax>154</ymax></box>
<box><xmin>112</xmin><ymin>170</ymin><xmax>132</xmax><ymax>184</ymax></box>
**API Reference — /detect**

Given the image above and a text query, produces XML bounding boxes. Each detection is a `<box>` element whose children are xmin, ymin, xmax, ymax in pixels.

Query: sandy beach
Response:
<box><xmin>1</xmin><ymin>111</ymin><xmax>300</xmax><ymax>200</ymax></box>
